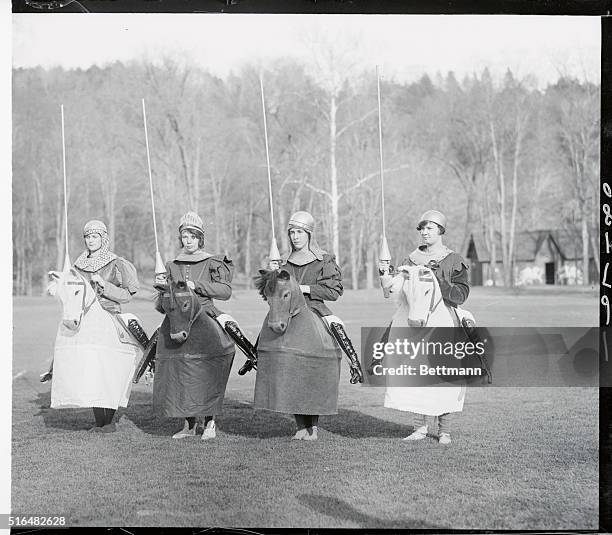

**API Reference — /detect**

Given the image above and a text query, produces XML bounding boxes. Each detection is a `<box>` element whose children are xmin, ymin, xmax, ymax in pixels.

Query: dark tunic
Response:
<box><xmin>403</xmin><ymin>247</ymin><xmax>470</xmax><ymax>308</ymax></box>
<box><xmin>74</xmin><ymin>257</ymin><xmax>139</xmax><ymax>314</ymax></box>
<box><xmin>153</xmin><ymin>254</ymin><xmax>235</xmax><ymax>417</ymax></box>
<box><xmin>281</xmin><ymin>253</ymin><xmax>343</xmax><ymax>316</ymax></box>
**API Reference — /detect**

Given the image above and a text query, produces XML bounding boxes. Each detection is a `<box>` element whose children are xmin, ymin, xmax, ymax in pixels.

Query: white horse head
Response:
<box><xmin>47</xmin><ymin>268</ymin><xmax>97</xmax><ymax>331</ymax></box>
<box><xmin>393</xmin><ymin>265</ymin><xmax>454</xmax><ymax>328</ymax></box>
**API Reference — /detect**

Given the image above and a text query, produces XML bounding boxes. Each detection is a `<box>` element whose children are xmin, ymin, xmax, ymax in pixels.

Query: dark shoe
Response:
<box><xmin>40</xmin><ymin>372</ymin><xmax>53</xmax><ymax>383</ymax></box>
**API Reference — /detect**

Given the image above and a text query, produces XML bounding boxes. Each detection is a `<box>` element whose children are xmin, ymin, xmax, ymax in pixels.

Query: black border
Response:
<box><xmin>10</xmin><ymin>0</ymin><xmax>611</xmax><ymax>14</ymax></box>
<box><xmin>9</xmin><ymin>2</ymin><xmax>608</xmax><ymax>533</ymax></box>
<box><xmin>600</xmin><ymin>13</ymin><xmax>611</xmax><ymax>535</ymax></box>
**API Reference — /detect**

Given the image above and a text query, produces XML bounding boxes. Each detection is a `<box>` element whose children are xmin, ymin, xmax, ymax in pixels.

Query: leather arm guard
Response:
<box><xmin>461</xmin><ymin>318</ymin><xmax>492</xmax><ymax>384</ymax></box>
<box><xmin>133</xmin><ymin>329</ymin><xmax>159</xmax><ymax>384</ymax></box>
<box><xmin>125</xmin><ymin>318</ymin><xmax>150</xmax><ymax>349</ymax></box>
<box><xmin>205</xmin><ymin>310</ymin><xmax>258</xmax><ymax>375</ymax></box>
<box><xmin>329</xmin><ymin>322</ymin><xmax>364</xmax><ymax>384</ymax></box>
<box><xmin>223</xmin><ymin>321</ymin><xmax>258</xmax><ymax>375</ymax></box>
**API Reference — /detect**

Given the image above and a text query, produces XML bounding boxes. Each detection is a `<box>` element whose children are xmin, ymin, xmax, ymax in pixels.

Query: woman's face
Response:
<box><xmin>419</xmin><ymin>222</ymin><xmax>442</xmax><ymax>247</ymax></box>
<box><xmin>181</xmin><ymin>230</ymin><xmax>200</xmax><ymax>254</ymax></box>
<box><xmin>289</xmin><ymin>228</ymin><xmax>309</xmax><ymax>252</ymax></box>
<box><xmin>85</xmin><ymin>233</ymin><xmax>102</xmax><ymax>253</ymax></box>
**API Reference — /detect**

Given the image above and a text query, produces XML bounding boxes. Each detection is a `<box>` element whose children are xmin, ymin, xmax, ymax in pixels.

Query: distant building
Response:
<box><xmin>465</xmin><ymin>230</ymin><xmax>597</xmax><ymax>286</ymax></box>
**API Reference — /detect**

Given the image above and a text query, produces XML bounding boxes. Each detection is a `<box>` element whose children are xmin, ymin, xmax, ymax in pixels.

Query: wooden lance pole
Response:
<box><xmin>259</xmin><ymin>75</ymin><xmax>281</xmax><ymax>263</ymax></box>
<box><xmin>142</xmin><ymin>99</ymin><xmax>166</xmax><ymax>275</ymax></box>
<box><xmin>60</xmin><ymin>104</ymin><xmax>71</xmax><ymax>272</ymax></box>
<box><xmin>376</xmin><ymin>67</ymin><xmax>393</xmax><ymax>298</ymax></box>
<box><xmin>376</xmin><ymin>66</ymin><xmax>391</xmax><ymax>265</ymax></box>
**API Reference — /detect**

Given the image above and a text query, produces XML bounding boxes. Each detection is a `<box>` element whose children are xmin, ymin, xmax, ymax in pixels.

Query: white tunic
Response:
<box><xmin>51</xmin><ymin>306</ymin><xmax>141</xmax><ymax>409</ymax></box>
<box><xmin>381</xmin><ymin>271</ymin><xmax>466</xmax><ymax>415</ymax></box>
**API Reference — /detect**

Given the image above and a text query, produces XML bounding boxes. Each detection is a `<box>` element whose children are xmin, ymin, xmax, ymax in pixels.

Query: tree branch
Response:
<box><xmin>340</xmin><ymin>164</ymin><xmax>413</xmax><ymax>199</ymax></box>
<box><xmin>336</xmin><ymin>108</ymin><xmax>377</xmax><ymax>139</ymax></box>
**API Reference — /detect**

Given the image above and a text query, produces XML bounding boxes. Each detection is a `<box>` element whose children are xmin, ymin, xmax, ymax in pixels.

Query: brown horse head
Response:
<box><xmin>254</xmin><ymin>269</ymin><xmax>306</xmax><ymax>334</ymax></box>
<box><xmin>156</xmin><ymin>279</ymin><xmax>202</xmax><ymax>344</ymax></box>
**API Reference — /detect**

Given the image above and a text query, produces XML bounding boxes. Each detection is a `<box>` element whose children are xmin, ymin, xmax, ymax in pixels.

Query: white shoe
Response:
<box><xmin>302</xmin><ymin>426</ymin><xmax>318</xmax><ymax>441</ymax></box>
<box><xmin>172</xmin><ymin>423</ymin><xmax>196</xmax><ymax>439</ymax></box>
<box><xmin>292</xmin><ymin>428</ymin><xmax>308</xmax><ymax>440</ymax></box>
<box><xmin>403</xmin><ymin>426</ymin><xmax>428</xmax><ymax>441</ymax></box>
<box><xmin>439</xmin><ymin>432</ymin><xmax>451</xmax><ymax>445</ymax></box>
<box><xmin>202</xmin><ymin>420</ymin><xmax>216</xmax><ymax>441</ymax></box>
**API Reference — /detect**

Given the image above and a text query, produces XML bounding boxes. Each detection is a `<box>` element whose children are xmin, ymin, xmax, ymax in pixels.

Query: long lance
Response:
<box><xmin>142</xmin><ymin>99</ymin><xmax>166</xmax><ymax>274</ymax></box>
<box><xmin>60</xmin><ymin>104</ymin><xmax>71</xmax><ymax>271</ymax></box>
<box><xmin>259</xmin><ymin>76</ymin><xmax>281</xmax><ymax>262</ymax></box>
<box><xmin>377</xmin><ymin>66</ymin><xmax>391</xmax><ymax>265</ymax></box>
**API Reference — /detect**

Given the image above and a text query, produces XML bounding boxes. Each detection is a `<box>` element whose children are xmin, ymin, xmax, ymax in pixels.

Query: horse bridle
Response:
<box><xmin>65</xmin><ymin>275</ymin><xmax>97</xmax><ymax>324</ymax></box>
<box><xmin>414</xmin><ymin>267</ymin><xmax>443</xmax><ymax>327</ymax></box>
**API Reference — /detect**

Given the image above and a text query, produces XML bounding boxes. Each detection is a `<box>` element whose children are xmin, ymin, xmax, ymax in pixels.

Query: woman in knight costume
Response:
<box><xmin>264</xmin><ymin>210</ymin><xmax>363</xmax><ymax>440</ymax></box>
<box><xmin>379</xmin><ymin>210</ymin><xmax>470</xmax><ymax>445</ymax></box>
<box><xmin>45</xmin><ymin>219</ymin><xmax>140</xmax><ymax>432</ymax></box>
<box><xmin>153</xmin><ymin>212</ymin><xmax>255</xmax><ymax>440</ymax></box>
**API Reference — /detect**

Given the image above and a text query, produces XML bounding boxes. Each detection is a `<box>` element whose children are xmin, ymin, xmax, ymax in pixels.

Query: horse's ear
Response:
<box><xmin>47</xmin><ymin>271</ymin><xmax>60</xmax><ymax>296</ymax></box>
<box><xmin>278</xmin><ymin>269</ymin><xmax>291</xmax><ymax>281</ymax></box>
<box><xmin>47</xmin><ymin>280</ymin><xmax>58</xmax><ymax>296</ymax></box>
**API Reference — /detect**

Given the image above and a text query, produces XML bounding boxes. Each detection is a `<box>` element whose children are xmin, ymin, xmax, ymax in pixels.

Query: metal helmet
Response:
<box><xmin>417</xmin><ymin>210</ymin><xmax>447</xmax><ymax>231</ymax></box>
<box><xmin>287</xmin><ymin>211</ymin><xmax>315</xmax><ymax>233</ymax></box>
<box><xmin>83</xmin><ymin>220</ymin><xmax>108</xmax><ymax>237</ymax></box>
<box><xmin>179</xmin><ymin>211</ymin><xmax>204</xmax><ymax>234</ymax></box>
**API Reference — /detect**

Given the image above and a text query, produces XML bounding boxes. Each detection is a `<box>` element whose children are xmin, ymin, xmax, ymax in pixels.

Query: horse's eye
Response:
<box><xmin>183</xmin><ymin>302</ymin><xmax>190</xmax><ymax>309</ymax></box>
<box><xmin>283</xmin><ymin>293</ymin><xmax>290</xmax><ymax>299</ymax></box>
<box><xmin>425</xmin><ymin>289</ymin><xmax>431</xmax><ymax>295</ymax></box>
<box><xmin>74</xmin><ymin>290</ymin><xmax>80</xmax><ymax>296</ymax></box>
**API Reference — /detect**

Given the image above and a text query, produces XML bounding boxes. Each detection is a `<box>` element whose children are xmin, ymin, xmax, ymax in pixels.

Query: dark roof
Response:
<box><xmin>466</xmin><ymin>229</ymin><xmax>596</xmax><ymax>263</ymax></box>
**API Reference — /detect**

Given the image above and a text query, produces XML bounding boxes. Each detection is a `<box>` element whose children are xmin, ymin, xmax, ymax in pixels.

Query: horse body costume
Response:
<box><xmin>254</xmin><ymin>269</ymin><xmax>342</xmax><ymax>415</ymax></box>
<box><xmin>153</xmin><ymin>280</ymin><xmax>235</xmax><ymax>417</ymax></box>
<box><xmin>48</xmin><ymin>268</ymin><xmax>142</xmax><ymax>409</ymax></box>
<box><xmin>383</xmin><ymin>265</ymin><xmax>466</xmax><ymax>416</ymax></box>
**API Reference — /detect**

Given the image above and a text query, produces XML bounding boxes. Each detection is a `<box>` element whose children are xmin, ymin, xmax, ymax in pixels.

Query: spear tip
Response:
<box><xmin>154</xmin><ymin>251</ymin><xmax>166</xmax><ymax>275</ymax></box>
<box><xmin>62</xmin><ymin>253</ymin><xmax>71</xmax><ymax>272</ymax></box>
<box><xmin>269</xmin><ymin>240</ymin><xmax>281</xmax><ymax>262</ymax></box>
<box><xmin>379</xmin><ymin>236</ymin><xmax>391</xmax><ymax>261</ymax></box>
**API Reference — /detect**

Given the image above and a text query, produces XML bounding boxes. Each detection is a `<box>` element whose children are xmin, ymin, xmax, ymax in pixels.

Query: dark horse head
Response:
<box><xmin>254</xmin><ymin>269</ymin><xmax>306</xmax><ymax>334</ymax></box>
<box><xmin>155</xmin><ymin>279</ymin><xmax>202</xmax><ymax>344</ymax></box>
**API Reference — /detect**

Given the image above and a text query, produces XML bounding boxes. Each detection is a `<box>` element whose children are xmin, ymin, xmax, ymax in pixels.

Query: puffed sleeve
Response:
<box><xmin>308</xmin><ymin>255</ymin><xmax>343</xmax><ymax>302</ymax></box>
<box><xmin>193</xmin><ymin>256</ymin><xmax>233</xmax><ymax>301</ymax></box>
<box><xmin>100</xmin><ymin>258</ymin><xmax>139</xmax><ymax>304</ymax></box>
<box><xmin>436</xmin><ymin>255</ymin><xmax>470</xmax><ymax>307</ymax></box>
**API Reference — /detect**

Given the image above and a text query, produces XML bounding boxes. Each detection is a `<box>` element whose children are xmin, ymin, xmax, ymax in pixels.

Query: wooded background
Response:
<box><xmin>12</xmin><ymin>53</ymin><xmax>600</xmax><ymax>294</ymax></box>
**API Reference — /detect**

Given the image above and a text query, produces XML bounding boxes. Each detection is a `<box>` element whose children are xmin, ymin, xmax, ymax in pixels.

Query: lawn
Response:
<box><xmin>11</xmin><ymin>286</ymin><xmax>599</xmax><ymax>529</ymax></box>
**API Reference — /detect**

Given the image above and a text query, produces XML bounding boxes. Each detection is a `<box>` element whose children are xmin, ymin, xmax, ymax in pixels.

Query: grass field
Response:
<box><xmin>11</xmin><ymin>286</ymin><xmax>599</xmax><ymax>529</ymax></box>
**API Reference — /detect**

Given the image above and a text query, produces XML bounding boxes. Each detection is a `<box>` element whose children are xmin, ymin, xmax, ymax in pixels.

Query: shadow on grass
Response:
<box><xmin>298</xmin><ymin>493</ymin><xmax>447</xmax><ymax>529</ymax></box>
<box><xmin>33</xmin><ymin>390</ymin><xmax>411</xmax><ymax>439</ymax></box>
<box><xmin>218</xmin><ymin>401</ymin><xmax>410</xmax><ymax>439</ymax></box>
<box><xmin>33</xmin><ymin>390</ymin><xmax>184</xmax><ymax>436</ymax></box>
